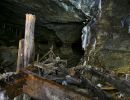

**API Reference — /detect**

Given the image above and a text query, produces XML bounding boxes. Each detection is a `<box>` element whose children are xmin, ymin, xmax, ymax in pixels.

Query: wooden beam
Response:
<box><xmin>23</xmin><ymin>73</ymin><xmax>89</xmax><ymax>100</ymax></box>
<box><xmin>24</xmin><ymin>14</ymin><xmax>36</xmax><ymax>67</ymax></box>
<box><xmin>0</xmin><ymin>66</ymin><xmax>89</xmax><ymax>99</ymax></box>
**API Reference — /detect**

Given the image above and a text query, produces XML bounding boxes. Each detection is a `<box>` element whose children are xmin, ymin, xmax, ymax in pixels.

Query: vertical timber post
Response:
<box><xmin>16</xmin><ymin>39</ymin><xmax>24</xmax><ymax>73</ymax></box>
<box><xmin>23</xmin><ymin>14</ymin><xmax>36</xmax><ymax>100</ymax></box>
<box><xmin>15</xmin><ymin>14</ymin><xmax>36</xmax><ymax>100</ymax></box>
<box><xmin>24</xmin><ymin>14</ymin><xmax>36</xmax><ymax>67</ymax></box>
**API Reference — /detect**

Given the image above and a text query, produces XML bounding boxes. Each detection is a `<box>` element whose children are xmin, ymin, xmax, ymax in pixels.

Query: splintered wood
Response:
<box><xmin>34</xmin><ymin>46</ymin><xmax>67</xmax><ymax>76</ymax></box>
<box><xmin>24</xmin><ymin>14</ymin><xmax>36</xmax><ymax>67</ymax></box>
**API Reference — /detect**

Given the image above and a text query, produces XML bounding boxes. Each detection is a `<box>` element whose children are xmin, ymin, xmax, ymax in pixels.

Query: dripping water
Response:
<box><xmin>81</xmin><ymin>0</ymin><xmax>102</xmax><ymax>50</ymax></box>
<box><xmin>98</xmin><ymin>0</ymin><xmax>102</xmax><ymax>18</ymax></box>
<box><xmin>81</xmin><ymin>0</ymin><xmax>102</xmax><ymax>63</ymax></box>
<box><xmin>81</xmin><ymin>25</ymin><xmax>91</xmax><ymax>50</ymax></box>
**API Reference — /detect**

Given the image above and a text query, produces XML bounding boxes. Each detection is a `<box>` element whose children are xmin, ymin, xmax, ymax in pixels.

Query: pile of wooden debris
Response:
<box><xmin>30</xmin><ymin>46</ymin><xmax>130</xmax><ymax>99</ymax></box>
<box><xmin>0</xmin><ymin>47</ymin><xmax>130</xmax><ymax>99</ymax></box>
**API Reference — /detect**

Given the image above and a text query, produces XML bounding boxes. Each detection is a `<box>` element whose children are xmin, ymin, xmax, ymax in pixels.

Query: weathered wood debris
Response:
<box><xmin>1</xmin><ymin>45</ymin><xmax>130</xmax><ymax>99</ymax></box>
<box><xmin>0</xmin><ymin>48</ymin><xmax>112</xmax><ymax>100</ymax></box>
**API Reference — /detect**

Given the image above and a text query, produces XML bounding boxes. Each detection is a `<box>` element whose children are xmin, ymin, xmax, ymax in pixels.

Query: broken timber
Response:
<box><xmin>0</xmin><ymin>66</ymin><xmax>89</xmax><ymax>100</ymax></box>
<box><xmin>0</xmin><ymin>65</ymin><xmax>116</xmax><ymax>100</ymax></box>
<box><xmin>23</xmin><ymin>70</ymin><xmax>89</xmax><ymax>100</ymax></box>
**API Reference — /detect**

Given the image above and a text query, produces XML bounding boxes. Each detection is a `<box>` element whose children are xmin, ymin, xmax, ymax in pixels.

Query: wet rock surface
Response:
<box><xmin>90</xmin><ymin>0</ymin><xmax>130</xmax><ymax>69</ymax></box>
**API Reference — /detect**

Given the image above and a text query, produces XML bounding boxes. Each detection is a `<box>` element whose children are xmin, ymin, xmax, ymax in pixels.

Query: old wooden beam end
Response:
<box><xmin>23</xmin><ymin>73</ymin><xmax>89</xmax><ymax>100</ymax></box>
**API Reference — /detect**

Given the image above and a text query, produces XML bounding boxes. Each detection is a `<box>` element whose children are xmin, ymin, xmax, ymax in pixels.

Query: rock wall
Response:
<box><xmin>90</xmin><ymin>0</ymin><xmax>130</xmax><ymax>69</ymax></box>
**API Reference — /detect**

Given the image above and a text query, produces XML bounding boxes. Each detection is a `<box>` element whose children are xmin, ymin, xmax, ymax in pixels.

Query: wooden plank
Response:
<box><xmin>0</xmin><ymin>67</ymin><xmax>89</xmax><ymax>100</ymax></box>
<box><xmin>23</xmin><ymin>73</ymin><xmax>89</xmax><ymax>100</ymax></box>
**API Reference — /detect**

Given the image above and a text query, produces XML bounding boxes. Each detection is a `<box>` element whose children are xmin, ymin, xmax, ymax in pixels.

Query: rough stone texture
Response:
<box><xmin>0</xmin><ymin>46</ymin><xmax>17</xmax><ymax>71</ymax></box>
<box><xmin>90</xmin><ymin>0</ymin><xmax>130</xmax><ymax>69</ymax></box>
<box><xmin>0</xmin><ymin>0</ymin><xmax>100</xmax><ymax>43</ymax></box>
<box><xmin>0</xmin><ymin>0</ymin><xmax>100</xmax><ymax>23</ymax></box>
<box><xmin>46</xmin><ymin>23</ymin><xmax>83</xmax><ymax>43</ymax></box>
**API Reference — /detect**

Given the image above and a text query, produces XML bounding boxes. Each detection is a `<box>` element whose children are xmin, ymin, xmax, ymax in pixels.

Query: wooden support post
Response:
<box><xmin>16</xmin><ymin>39</ymin><xmax>24</xmax><ymax>73</ymax></box>
<box><xmin>23</xmin><ymin>14</ymin><xmax>36</xmax><ymax>100</ymax></box>
<box><xmin>24</xmin><ymin>14</ymin><xmax>36</xmax><ymax>67</ymax></box>
<box><xmin>16</xmin><ymin>14</ymin><xmax>36</xmax><ymax>100</ymax></box>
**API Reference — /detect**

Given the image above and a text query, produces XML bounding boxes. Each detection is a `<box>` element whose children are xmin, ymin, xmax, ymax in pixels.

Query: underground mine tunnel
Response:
<box><xmin>0</xmin><ymin>0</ymin><xmax>130</xmax><ymax>100</ymax></box>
